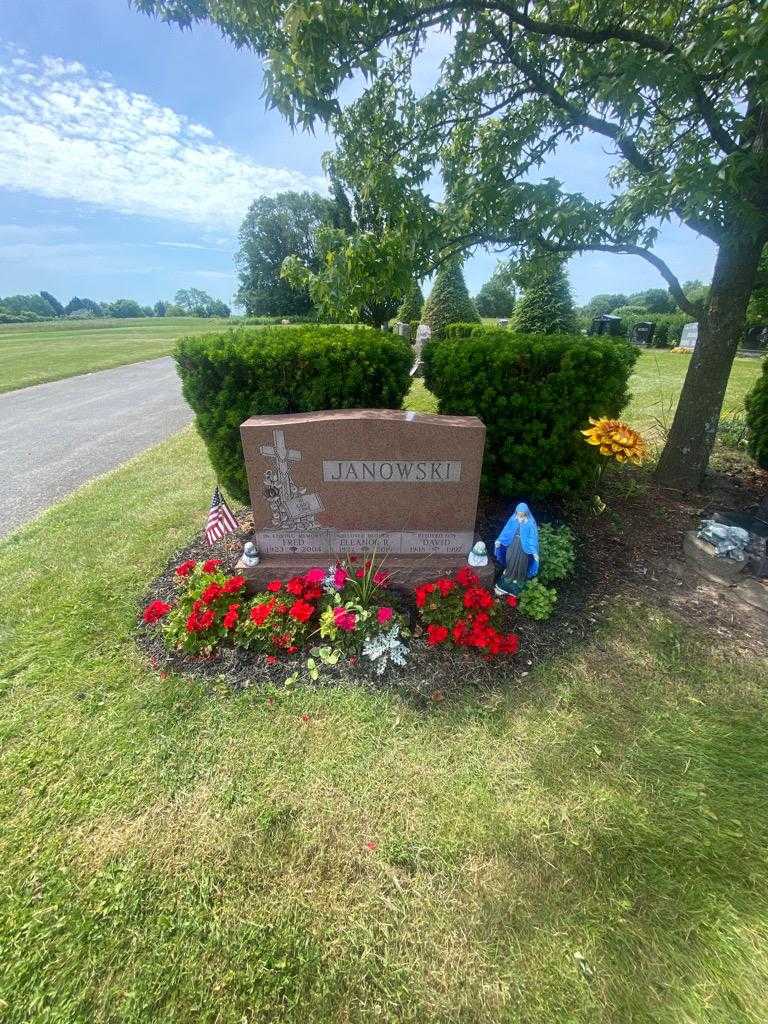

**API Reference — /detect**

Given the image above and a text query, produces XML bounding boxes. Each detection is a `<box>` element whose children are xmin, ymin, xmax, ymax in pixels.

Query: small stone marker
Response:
<box><xmin>238</xmin><ymin>409</ymin><xmax>491</xmax><ymax>589</ymax></box>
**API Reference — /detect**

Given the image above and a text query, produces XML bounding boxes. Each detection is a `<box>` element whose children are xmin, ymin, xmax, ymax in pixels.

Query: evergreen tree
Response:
<box><xmin>396</xmin><ymin>279</ymin><xmax>424</xmax><ymax>323</ymax></box>
<box><xmin>512</xmin><ymin>257</ymin><xmax>578</xmax><ymax>334</ymax></box>
<box><xmin>422</xmin><ymin>260</ymin><xmax>480</xmax><ymax>340</ymax></box>
<box><xmin>474</xmin><ymin>263</ymin><xmax>515</xmax><ymax>318</ymax></box>
<box><xmin>40</xmin><ymin>291</ymin><xmax>64</xmax><ymax>317</ymax></box>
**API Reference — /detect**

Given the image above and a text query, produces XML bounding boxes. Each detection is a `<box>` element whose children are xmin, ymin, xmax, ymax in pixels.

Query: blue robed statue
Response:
<box><xmin>493</xmin><ymin>502</ymin><xmax>540</xmax><ymax>597</ymax></box>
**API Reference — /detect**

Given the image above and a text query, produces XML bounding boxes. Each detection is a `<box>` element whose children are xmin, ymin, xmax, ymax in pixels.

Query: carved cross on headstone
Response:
<box><xmin>259</xmin><ymin>429</ymin><xmax>300</xmax><ymax>506</ymax></box>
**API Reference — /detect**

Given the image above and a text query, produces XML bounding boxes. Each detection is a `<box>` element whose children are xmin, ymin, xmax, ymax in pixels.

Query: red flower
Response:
<box><xmin>452</xmin><ymin>619</ymin><xmax>469</xmax><ymax>643</ymax></box>
<box><xmin>222</xmin><ymin>603</ymin><xmax>239</xmax><ymax>629</ymax></box>
<box><xmin>333</xmin><ymin>606</ymin><xmax>357</xmax><ymax>631</ymax></box>
<box><xmin>304</xmin><ymin>567</ymin><xmax>326</xmax><ymax>584</ymax></box>
<box><xmin>505</xmin><ymin>595</ymin><xmax>518</xmax><ymax>608</ymax></box>
<box><xmin>377</xmin><ymin>606</ymin><xmax>394</xmax><ymax>624</ymax></box>
<box><xmin>455</xmin><ymin>566</ymin><xmax>479</xmax><ymax>588</ymax></box>
<box><xmin>186</xmin><ymin>608</ymin><xmax>215</xmax><ymax>632</ymax></box>
<box><xmin>223</xmin><ymin>575</ymin><xmax>246</xmax><ymax>594</ymax></box>
<box><xmin>143</xmin><ymin>599</ymin><xmax>171</xmax><ymax>624</ymax></box>
<box><xmin>436</xmin><ymin>577</ymin><xmax>455</xmax><ymax>596</ymax></box>
<box><xmin>274</xmin><ymin>602</ymin><xmax>289</xmax><ymax>615</ymax></box>
<box><xmin>288</xmin><ymin>599</ymin><xmax>314</xmax><ymax>623</ymax></box>
<box><xmin>201</xmin><ymin>582</ymin><xmax>224</xmax><ymax>605</ymax></box>
<box><xmin>426</xmin><ymin>623</ymin><xmax>449</xmax><ymax>646</ymax></box>
<box><xmin>266</xmin><ymin>654</ymin><xmax>278</xmax><ymax>665</ymax></box>
<box><xmin>286</xmin><ymin>576</ymin><xmax>305</xmax><ymax>596</ymax></box>
<box><xmin>287</xmin><ymin>645</ymin><xmax>298</xmax><ymax>654</ymax></box>
<box><xmin>355</xmin><ymin>569</ymin><xmax>365</xmax><ymax>579</ymax></box>
<box><xmin>414</xmin><ymin>581</ymin><xmax>436</xmax><ymax>608</ymax></box>
<box><xmin>364</xmin><ymin>840</ymin><xmax>378</xmax><ymax>851</ymax></box>
<box><xmin>303</xmin><ymin>584</ymin><xmax>323</xmax><ymax>601</ymax></box>
<box><xmin>333</xmin><ymin>567</ymin><xmax>348</xmax><ymax>589</ymax></box>
<box><xmin>463</xmin><ymin>586</ymin><xmax>493</xmax><ymax>610</ymax></box>
<box><xmin>266</xmin><ymin>580</ymin><xmax>282</xmax><ymax>592</ymax></box>
<box><xmin>175</xmin><ymin>559</ymin><xmax>196</xmax><ymax>577</ymax></box>
<box><xmin>250</xmin><ymin>600</ymin><xmax>275</xmax><ymax>626</ymax></box>
<box><xmin>373</xmin><ymin>570</ymin><xmax>390</xmax><ymax>587</ymax></box>
<box><xmin>273</xmin><ymin>633</ymin><xmax>291</xmax><ymax>648</ymax></box>
<box><xmin>202</xmin><ymin>559</ymin><xmax>222</xmax><ymax>574</ymax></box>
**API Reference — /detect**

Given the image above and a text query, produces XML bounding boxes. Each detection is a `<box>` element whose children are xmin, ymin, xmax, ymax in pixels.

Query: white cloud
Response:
<box><xmin>0</xmin><ymin>45</ymin><xmax>326</xmax><ymax>229</ymax></box>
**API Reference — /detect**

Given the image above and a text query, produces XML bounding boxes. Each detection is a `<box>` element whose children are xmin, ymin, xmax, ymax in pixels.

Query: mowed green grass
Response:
<box><xmin>408</xmin><ymin>350</ymin><xmax>762</xmax><ymax>440</ymax></box>
<box><xmin>0</xmin><ymin>317</ymin><xmax>233</xmax><ymax>393</ymax></box>
<box><xmin>1</xmin><ymin>403</ymin><xmax>767</xmax><ymax>1018</ymax></box>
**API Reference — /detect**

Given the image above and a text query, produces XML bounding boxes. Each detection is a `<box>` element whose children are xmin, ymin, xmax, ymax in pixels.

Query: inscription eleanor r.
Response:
<box><xmin>323</xmin><ymin>460</ymin><xmax>462</xmax><ymax>483</ymax></box>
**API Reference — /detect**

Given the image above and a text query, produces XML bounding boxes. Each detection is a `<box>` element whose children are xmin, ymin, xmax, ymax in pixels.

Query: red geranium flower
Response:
<box><xmin>201</xmin><ymin>582</ymin><xmax>224</xmax><ymax>605</ymax></box>
<box><xmin>175</xmin><ymin>559</ymin><xmax>196</xmax><ymax>577</ymax></box>
<box><xmin>288</xmin><ymin>599</ymin><xmax>314</xmax><ymax>623</ymax></box>
<box><xmin>273</xmin><ymin>633</ymin><xmax>291</xmax><ymax>648</ymax></box>
<box><xmin>223</xmin><ymin>575</ymin><xmax>246</xmax><ymax>594</ymax></box>
<box><xmin>455</xmin><ymin>566</ymin><xmax>479</xmax><ymax>588</ymax></box>
<box><xmin>505</xmin><ymin>595</ymin><xmax>518</xmax><ymax>608</ymax></box>
<box><xmin>202</xmin><ymin>559</ymin><xmax>222</xmax><ymax>574</ymax></box>
<box><xmin>250</xmin><ymin>600</ymin><xmax>275</xmax><ymax>626</ymax></box>
<box><xmin>304</xmin><ymin>567</ymin><xmax>326</xmax><ymax>584</ymax></box>
<box><xmin>286</xmin><ymin>576</ymin><xmax>305</xmax><ymax>596</ymax></box>
<box><xmin>377</xmin><ymin>606</ymin><xmax>394</xmax><ymax>624</ymax></box>
<box><xmin>303</xmin><ymin>584</ymin><xmax>323</xmax><ymax>601</ymax></box>
<box><xmin>143</xmin><ymin>599</ymin><xmax>171</xmax><ymax>624</ymax></box>
<box><xmin>333</xmin><ymin>567</ymin><xmax>348</xmax><ymax>589</ymax></box>
<box><xmin>463</xmin><ymin>586</ymin><xmax>493</xmax><ymax>610</ymax></box>
<box><xmin>222</xmin><ymin>603</ymin><xmax>240</xmax><ymax>629</ymax></box>
<box><xmin>355</xmin><ymin>569</ymin><xmax>365</xmax><ymax>579</ymax></box>
<box><xmin>266</xmin><ymin>655</ymin><xmax>278</xmax><ymax>665</ymax></box>
<box><xmin>426</xmin><ymin>623</ymin><xmax>449</xmax><ymax>646</ymax></box>
<box><xmin>373</xmin><ymin>570</ymin><xmax>390</xmax><ymax>587</ymax></box>
<box><xmin>333</xmin><ymin>606</ymin><xmax>357</xmax><ymax>631</ymax></box>
<box><xmin>186</xmin><ymin>608</ymin><xmax>215</xmax><ymax>632</ymax></box>
<box><xmin>274</xmin><ymin>602</ymin><xmax>289</xmax><ymax>615</ymax></box>
<box><xmin>436</xmin><ymin>577</ymin><xmax>455</xmax><ymax>596</ymax></box>
<box><xmin>266</xmin><ymin>580</ymin><xmax>282</xmax><ymax>592</ymax></box>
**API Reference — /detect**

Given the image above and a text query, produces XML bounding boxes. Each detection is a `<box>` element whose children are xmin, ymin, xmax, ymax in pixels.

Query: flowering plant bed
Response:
<box><xmin>140</xmin><ymin>552</ymin><xmax>522</xmax><ymax>686</ymax></box>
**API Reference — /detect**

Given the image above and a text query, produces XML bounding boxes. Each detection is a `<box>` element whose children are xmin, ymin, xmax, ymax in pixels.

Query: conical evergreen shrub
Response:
<box><xmin>512</xmin><ymin>257</ymin><xmax>578</xmax><ymax>334</ymax></box>
<box><xmin>422</xmin><ymin>259</ymin><xmax>480</xmax><ymax>339</ymax></box>
<box><xmin>396</xmin><ymin>279</ymin><xmax>424</xmax><ymax>323</ymax></box>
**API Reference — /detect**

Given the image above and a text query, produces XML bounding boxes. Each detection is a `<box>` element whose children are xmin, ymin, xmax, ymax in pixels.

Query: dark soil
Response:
<box><xmin>137</xmin><ymin>458</ymin><xmax>768</xmax><ymax>697</ymax></box>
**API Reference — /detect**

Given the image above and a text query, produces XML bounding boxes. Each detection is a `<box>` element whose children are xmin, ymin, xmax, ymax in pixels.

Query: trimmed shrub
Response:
<box><xmin>176</xmin><ymin>325</ymin><xmax>413</xmax><ymax>503</ymax></box>
<box><xmin>423</xmin><ymin>328</ymin><xmax>639</xmax><ymax>497</ymax></box>
<box><xmin>512</xmin><ymin>257</ymin><xmax>578</xmax><ymax>334</ymax></box>
<box><xmin>422</xmin><ymin>260</ymin><xmax>480</xmax><ymax>340</ymax></box>
<box><xmin>397</xmin><ymin>280</ymin><xmax>425</xmax><ymax>324</ymax></box>
<box><xmin>745</xmin><ymin>358</ymin><xmax>768</xmax><ymax>469</ymax></box>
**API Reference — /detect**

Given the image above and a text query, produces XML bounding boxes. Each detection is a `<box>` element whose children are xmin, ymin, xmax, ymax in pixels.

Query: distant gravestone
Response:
<box><xmin>237</xmin><ymin>409</ymin><xmax>490</xmax><ymax>589</ymax></box>
<box><xmin>680</xmin><ymin>322</ymin><xmax>698</xmax><ymax>349</ymax></box>
<box><xmin>396</xmin><ymin>321</ymin><xmax>411</xmax><ymax>339</ymax></box>
<box><xmin>497</xmin><ymin>318</ymin><xmax>509</xmax><ymax>328</ymax></box>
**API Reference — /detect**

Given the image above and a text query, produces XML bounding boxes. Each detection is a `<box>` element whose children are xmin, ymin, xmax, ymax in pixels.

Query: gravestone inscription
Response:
<box><xmin>237</xmin><ymin>408</ymin><xmax>490</xmax><ymax>589</ymax></box>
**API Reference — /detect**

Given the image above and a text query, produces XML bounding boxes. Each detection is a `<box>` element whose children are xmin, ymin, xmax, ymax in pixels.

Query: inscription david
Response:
<box><xmin>259</xmin><ymin>428</ymin><xmax>324</xmax><ymax>529</ymax></box>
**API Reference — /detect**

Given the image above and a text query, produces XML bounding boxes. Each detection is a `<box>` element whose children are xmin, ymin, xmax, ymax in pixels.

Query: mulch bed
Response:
<box><xmin>137</xmin><ymin>459</ymin><xmax>768</xmax><ymax>697</ymax></box>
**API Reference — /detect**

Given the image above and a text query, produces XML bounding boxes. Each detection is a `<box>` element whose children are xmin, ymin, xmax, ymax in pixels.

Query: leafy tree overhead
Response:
<box><xmin>422</xmin><ymin>258</ymin><xmax>480</xmax><ymax>339</ymax></box>
<box><xmin>40</xmin><ymin>291</ymin><xmax>64</xmax><ymax>317</ymax></box>
<box><xmin>134</xmin><ymin>0</ymin><xmax>768</xmax><ymax>490</ymax></box>
<box><xmin>474</xmin><ymin>262</ymin><xmax>516</xmax><ymax>318</ymax></box>
<box><xmin>512</xmin><ymin>256</ymin><xmax>578</xmax><ymax>335</ymax></box>
<box><xmin>235</xmin><ymin>191</ymin><xmax>336</xmax><ymax>316</ymax></box>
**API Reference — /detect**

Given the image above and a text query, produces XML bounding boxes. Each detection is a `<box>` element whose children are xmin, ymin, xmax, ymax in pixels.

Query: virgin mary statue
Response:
<box><xmin>493</xmin><ymin>502</ymin><xmax>540</xmax><ymax>597</ymax></box>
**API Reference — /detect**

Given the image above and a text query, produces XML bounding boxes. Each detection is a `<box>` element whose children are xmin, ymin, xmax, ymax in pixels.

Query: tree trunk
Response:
<box><xmin>655</xmin><ymin>229</ymin><xmax>767</xmax><ymax>491</ymax></box>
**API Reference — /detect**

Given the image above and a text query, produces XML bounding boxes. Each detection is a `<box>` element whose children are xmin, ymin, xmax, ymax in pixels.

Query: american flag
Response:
<box><xmin>205</xmin><ymin>486</ymin><xmax>238</xmax><ymax>545</ymax></box>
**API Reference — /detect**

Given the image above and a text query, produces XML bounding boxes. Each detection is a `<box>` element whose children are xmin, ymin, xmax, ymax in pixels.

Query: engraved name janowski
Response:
<box><xmin>322</xmin><ymin>460</ymin><xmax>462</xmax><ymax>483</ymax></box>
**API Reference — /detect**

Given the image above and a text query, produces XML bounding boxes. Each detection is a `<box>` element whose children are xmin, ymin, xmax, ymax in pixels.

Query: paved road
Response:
<box><xmin>0</xmin><ymin>357</ymin><xmax>193</xmax><ymax>538</ymax></box>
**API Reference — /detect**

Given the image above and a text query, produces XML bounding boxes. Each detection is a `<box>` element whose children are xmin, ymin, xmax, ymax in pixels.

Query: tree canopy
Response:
<box><xmin>134</xmin><ymin>0</ymin><xmax>768</xmax><ymax>486</ymax></box>
<box><xmin>474</xmin><ymin>262</ymin><xmax>516</xmax><ymax>318</ymax></box>
<box><xmin>235</xmin><ymin>191</ymin><xmax>336</xmax><ymax>316</ymax></box>
<box><xmin>174</xmin><ymin>288</ymin><xmax>231</xmax><ymax>318</ymax></box>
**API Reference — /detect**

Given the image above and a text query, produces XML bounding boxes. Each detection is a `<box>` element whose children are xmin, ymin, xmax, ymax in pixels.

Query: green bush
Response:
<box><xmin>518</xmin><ymin>580</ymin><xmax>558</xmax><ymax>620</ymax></box>
<box><xmin>423</xmin><ymin>328</ymin><xmax>638</xmax><ymax>498</ymax></box>
<box><xmin>176</xmin><ymin>325</ymin><xmax>413</xmax><ymax>503</ymax></box>
<box><xmin>397</xmin><ymin>280</ymin><xmax>425</xmax><ymax>323</ymax></box>
<box><xmin>538</xmin><ymin>524</ymin><xmax>576</xmax><ymax>585</ymax></box>
<box><xmin>745</xmin><ymin>358</ymin><xmax>768</xmax><ymax>469</ymax></box>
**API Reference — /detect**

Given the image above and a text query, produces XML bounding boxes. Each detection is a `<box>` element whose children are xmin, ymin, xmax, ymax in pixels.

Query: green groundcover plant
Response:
<box><xmin>175</xmin><ymin>324</ymin><xmax>413</xmax><ymax>503</ymax></box>
<box><xmin>424</xmin><ymin>326</ymin><xmax>638</xmax><ymax>498</ymax></box>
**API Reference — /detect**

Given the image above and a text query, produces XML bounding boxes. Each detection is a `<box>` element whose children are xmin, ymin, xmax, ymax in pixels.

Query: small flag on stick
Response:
<box><xmin>205</xmin><ymin>486</ymin><xmax>238</xmax><ymax>545</ymax></box>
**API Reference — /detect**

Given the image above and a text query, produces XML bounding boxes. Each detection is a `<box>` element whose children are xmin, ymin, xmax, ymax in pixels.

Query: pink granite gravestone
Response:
<box><xmin>237</xmin><ymin>409</ymin><xmax>491</xmax><ymax>589</ymax></box>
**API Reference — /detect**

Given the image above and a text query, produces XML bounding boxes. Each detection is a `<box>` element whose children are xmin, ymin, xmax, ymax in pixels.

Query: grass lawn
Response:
<box><xmin>409</xmin><ymin>349</ymin><xmax>763</xmax><ymax>440</ymax></box>
<box><xmin>2</xmin><ymin>382</ymin><xmax>767</xmax><ymax>1019</ymax></box>
<box><xmin>0</xmin><ymin>317</ymin><xmax>233</xmax><ymax>393</ymax></box>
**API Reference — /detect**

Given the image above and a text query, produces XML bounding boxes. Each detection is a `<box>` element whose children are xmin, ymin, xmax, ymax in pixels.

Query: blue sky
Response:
<box><xmin>0</xmin><ymin>0</ymin><xmax>717</xmax><ymax>308</ymax></box>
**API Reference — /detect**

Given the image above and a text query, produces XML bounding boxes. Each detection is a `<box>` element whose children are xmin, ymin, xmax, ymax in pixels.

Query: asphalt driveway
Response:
<box><xmin>0</xmin><ymin>356</ymin><xmax>193</xmax><ymax>538</ymax></box>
